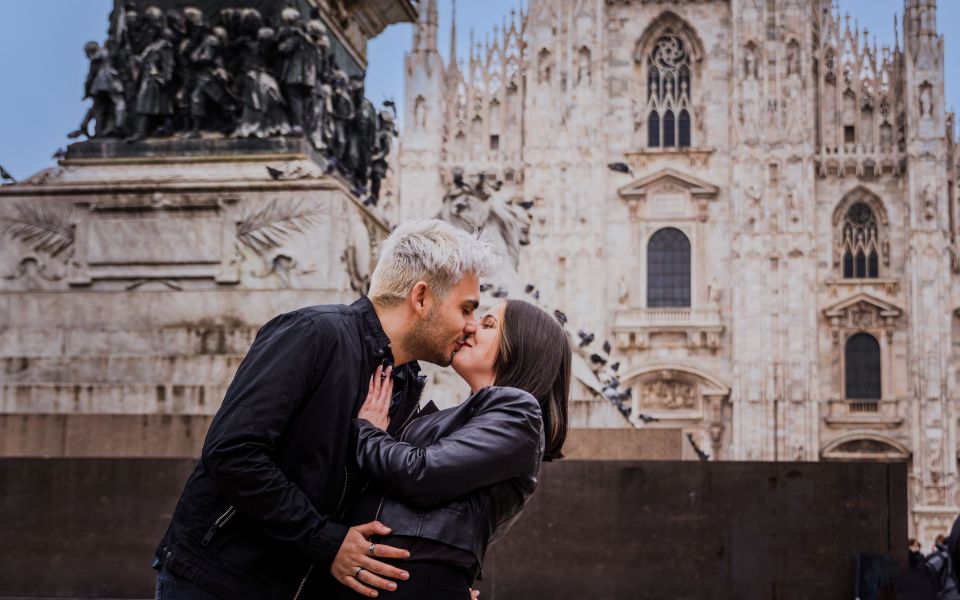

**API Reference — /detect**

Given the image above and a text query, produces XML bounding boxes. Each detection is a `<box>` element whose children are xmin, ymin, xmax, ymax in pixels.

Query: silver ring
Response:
<box><xmin>354</xmin><ymin>566</ymin><xmax>365</xmax><ymax>580</ymax></box>
<box><xmin>368</xmin><ymin>542</ymin><xmax>376</xmax><ymax>556</ymax></box>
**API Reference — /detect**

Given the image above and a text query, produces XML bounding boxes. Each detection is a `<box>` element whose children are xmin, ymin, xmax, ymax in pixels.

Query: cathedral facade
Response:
<box><xmin>396</xmin><ymin>0</ymin><xmax>960</xmax><ymax>543</ymax></box>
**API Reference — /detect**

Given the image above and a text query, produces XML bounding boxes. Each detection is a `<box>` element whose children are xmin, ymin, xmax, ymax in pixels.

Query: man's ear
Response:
<box><xmin>410</xmin><ymin>281</ymin><xmax>431</xmax><ymax>316</ymax></box>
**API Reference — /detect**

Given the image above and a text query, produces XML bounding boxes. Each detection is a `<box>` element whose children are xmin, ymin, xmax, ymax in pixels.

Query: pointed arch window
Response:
<box><xmin>840</xmin><ymin>202</ymin><xmax>880</xmax><ymax>279</ymax></box>
<box><xmin>647</xmin><ymin>227</ymin><xmax>691</xmax><ymax>308</ymax></box>
<box><xmin>645</xmin><ymin>32</ymin><xmax>693</xmax><ymax>149</ymax></box>
<box><xmin>663</xmin><ymin>110</ymin><xmax>676</xmax><ymax>147</ymax></box>
<box><xmin>845</xmin><ymin>333</ymin><xmax>881</xmax><ymax>400</ymax></box>
<box><xmin>647</xmin><ymin>111</ymin><xmax>660</xmax><ymax>147</ymax></box>
<box><xmin>678</xmin><ymin>110</ymin><xmax>691</xmax><ymax>147</ymax></box>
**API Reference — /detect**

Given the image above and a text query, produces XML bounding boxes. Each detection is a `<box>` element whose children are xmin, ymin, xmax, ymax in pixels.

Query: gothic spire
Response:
<box><xmin>414</xmin><ymin>0</ymin><xmax>439</xmax><ymax>53</ymax></box>
<box><xmin>425</xmin><ymin>0</ymin><xmax>439</xmax><ymax>52</ymax></box>
<box><xmin>449</xmin><ymin>0</ymin><xmax>458</xmax><ymax>67</ymax></box>
<box><xmin>903</xmin><ymin>0</ymin><xmax>939</xmax><ymax>58</ymax></box>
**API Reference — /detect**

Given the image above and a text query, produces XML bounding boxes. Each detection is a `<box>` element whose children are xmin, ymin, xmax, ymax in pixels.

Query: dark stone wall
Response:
<box><xmin>478</xmin><ymin>460</ymin><xmax>908</xmax><ymax>600</ymax></box>
<box><xmin>0</xmin><ymin>458</ymin><xmax>907</xmax><ymax>599</ymax></box>
<box><xmin>0</xmin><ymin>458</ymin><xmax>196</xmax><ymax>599</ymax></box>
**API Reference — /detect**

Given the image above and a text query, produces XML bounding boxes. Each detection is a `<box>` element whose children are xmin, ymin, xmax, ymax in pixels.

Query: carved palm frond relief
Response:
<box><xmin>236</xmin><ymin>199</ymin><xmax>324</xmax><ymax>255</ymax></box>
<box><xmin>0</xmin><ymin>202</ymin><xmax>74</xmax><ymax>257</ymax></box>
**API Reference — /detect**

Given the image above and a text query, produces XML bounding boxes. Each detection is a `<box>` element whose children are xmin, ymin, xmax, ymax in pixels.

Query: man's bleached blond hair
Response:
<box><xmin>368</xmin><ymin>219</ymin><xmax>497</xmax><ymax>307</ymax></box>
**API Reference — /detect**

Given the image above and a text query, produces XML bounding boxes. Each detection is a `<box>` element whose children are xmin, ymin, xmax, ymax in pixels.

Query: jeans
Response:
<box><xmin>155</xmin><ymin>567</ymin><xmax>222</xmax><ymax>600</ymax></box>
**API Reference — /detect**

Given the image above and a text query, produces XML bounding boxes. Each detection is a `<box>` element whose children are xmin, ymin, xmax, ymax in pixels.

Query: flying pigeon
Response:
<box><xmin>524</xmin><ymin>284</ymin><xmax>535</xmax><ymax>294</ymax></box>
<box><xmin>577</xmin><ymin>331</ymin><xmax>594</xmax><ymax>347</ymax></box>
<box><xmin>589</xmin><ymin>353</ymin><xmax>606</xmax><ymax>365</ymax></box>
<box><xmin>686</xmin><ymin>433</ymin><xmax>710</xmax><ymax>461</ymax></box>
<box><xmin>0</xmin><ymin>165</ymin><xmax>16</xmax><ymax>183</ymax></box>
<box><xmin>479</xmin><ymin>283</ymin><xmax>493</xmax><ymax>293</ymax></box>
<box><xmin>606</xmin><ymin>162</ymin><xmax>633</xmax><ymax>176</ymax></box>
<box><xmin>52</xmin><ymin>148</ymin><xmax>67</xmax><ymax>160</ymax></box>
<box><xmin>637</xmin><ymin>413</ymin><xmax>660</xmax><ymax>424</ymax></box>
<box><xmin>518</xmin><ymin>200</ymin><xmax>535</xmax><ymax>210</ymax></box>
<box><xmin>610</xmin><ymin>361</ymin><xmax>620</xmax><ymax>372</ymax></box>
<box><xmin>602</xmin><ymin>340</ymin><xmax>611</xmax><ymax>354</ymax></box>
<box><xmin>554</xmin><ymin>310</ymin><xmax>567</xmax><ymax>325</ymax></box>
<box><xmin>266</xmin><ymin>166</ymin><xmax>283</xmax><ymax>180</ymax></box>
<box><xmin>491</xmin><ymin>287</ymin><xmax>508</xmax><ymax>298</ymax></box>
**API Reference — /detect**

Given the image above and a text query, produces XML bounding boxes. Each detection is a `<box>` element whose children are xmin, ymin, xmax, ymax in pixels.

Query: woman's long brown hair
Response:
<box><xmin>492</xmin><ymin>299</ymin><xmax>571</xmax><ymax>461</ymax></box>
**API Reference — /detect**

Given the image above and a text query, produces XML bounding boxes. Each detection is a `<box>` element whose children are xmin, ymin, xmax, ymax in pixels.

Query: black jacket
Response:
<box><xmin>353</xmin><ymin>386</ymin><xmax>544</xmax><ymax>581</ymax></box>
<box><xmin>154</xmin><ymin>297</ymin><xmax>425</xmax><ymax>599</ymax></box>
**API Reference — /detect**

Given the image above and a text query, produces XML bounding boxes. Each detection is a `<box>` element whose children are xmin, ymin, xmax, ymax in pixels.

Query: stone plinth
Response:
<box><xmin>562</xmin><ymin>428</ymin><xmax>683</xmax><ymax>460</ymax></box>
<box><xmin>0</xmin><ymin>138</ymin><xmax>386</xmax><ymax>458</ymax></box>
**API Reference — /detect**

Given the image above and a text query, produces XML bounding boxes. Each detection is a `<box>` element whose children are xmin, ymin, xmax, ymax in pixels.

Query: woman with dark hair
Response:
<box><xmin>332</xmin><ymin>299</ymin><xmax>571</xmax><ymax>599</ymax></box>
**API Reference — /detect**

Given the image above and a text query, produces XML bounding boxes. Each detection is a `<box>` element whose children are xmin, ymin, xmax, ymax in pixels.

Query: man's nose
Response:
<box><xmin>463</xmin><ymin>318</ymin><xmax>478</xmax><ymax>334</ymax></box>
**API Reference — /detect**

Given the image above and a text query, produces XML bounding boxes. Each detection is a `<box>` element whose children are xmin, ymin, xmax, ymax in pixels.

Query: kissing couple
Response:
<box><xmin>152</xmin><ymin>219</ymin><xmax>572</xmax><ymax>599</ymax></box>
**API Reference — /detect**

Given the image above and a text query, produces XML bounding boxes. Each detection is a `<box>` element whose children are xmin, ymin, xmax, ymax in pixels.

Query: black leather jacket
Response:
<box><xmin>353</xmin><ymin>386</ymin><xmax>544</xmax><ymax>580</ymax></box>
<box><xmin>154</xmin><ymin>298</ymin><xmax>425</xmax><ymax>599</ymax></box>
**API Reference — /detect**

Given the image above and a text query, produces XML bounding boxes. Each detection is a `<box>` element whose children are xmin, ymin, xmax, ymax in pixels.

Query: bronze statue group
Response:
<box><xmin>71</xmin><ymin>4</ymin><xmax>396</xmax><ymax>202</ymax></box>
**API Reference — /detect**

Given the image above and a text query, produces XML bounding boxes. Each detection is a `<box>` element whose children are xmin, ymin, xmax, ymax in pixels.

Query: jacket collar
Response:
<box><xmin>352</xmin><ymin>296</ymin><xmax>393</xmax><ymax>361</ymax></box>
<box><xmin>351</xmin><ymin>296</ymin><xmax>425</xmax><ymax>388</ymax></box>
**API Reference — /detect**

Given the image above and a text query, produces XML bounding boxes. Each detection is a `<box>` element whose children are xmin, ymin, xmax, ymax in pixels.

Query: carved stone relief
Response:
<box><xmin>638</xmin><ymin>379</ymin><xmax>696</xmax><ymax>410</ymax></box>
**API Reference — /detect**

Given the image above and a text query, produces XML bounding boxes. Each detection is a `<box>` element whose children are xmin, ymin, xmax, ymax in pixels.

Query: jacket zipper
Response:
<box><xmin>373</xmin><ymin>495</ymin><xmax>386</xmax><ymax>522</ymax></box>
<box><xmin>301</xmin><ymin>394</ymin><xmax>422</xmax><ymax>597</ymax></box>
<box><xmin>292</xmin><ymin>564</ymin><xmax>313</xmax><ymax>600</ymax></box>
<box><xmin>293</xmin><ymin>466</ymin><xmax>350</xmax><ymax>599</ymax></box>
<box><xmin>201</xmin><ymin>505</ymin><xmax>237</xmax><ymax>546</ymax></box>
<box><xmin>395</xmin><ymin>401</ymin><xmax>422</xmax><ymax>441</ymax></box>
<box><xmin>333</xmin><ymin>465</ymin><xmax>350</xmax><ymax>519</ymax></box>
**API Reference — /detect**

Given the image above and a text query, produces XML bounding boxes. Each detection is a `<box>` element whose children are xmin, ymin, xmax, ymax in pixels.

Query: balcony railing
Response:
<box><xmin>613</xmin><ymin>307</ymin><xmax>723</xmax><ymax>350</ymax></box>
<box><xmin>823</xmin><ymin>398</ymin><xmax>903</xmax><ymax>427</ymax></box>
<box><xmin>614</xmin><ymin>308</ymin><xmax>721</xmax><ymax>328</ymax></box>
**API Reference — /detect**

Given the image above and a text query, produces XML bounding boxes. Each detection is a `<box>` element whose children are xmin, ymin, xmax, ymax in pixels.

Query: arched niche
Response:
<box><xmin>821</xmin><ymin>431</ymin><xmax>910</xmax><ymax>461</ymax></box>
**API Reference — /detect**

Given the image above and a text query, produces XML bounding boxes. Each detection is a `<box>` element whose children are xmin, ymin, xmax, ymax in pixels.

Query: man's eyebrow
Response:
<box><xmin>463</xmin><ymin>299</ymin><xmax>480</xmax><ymax>310</ymax></box>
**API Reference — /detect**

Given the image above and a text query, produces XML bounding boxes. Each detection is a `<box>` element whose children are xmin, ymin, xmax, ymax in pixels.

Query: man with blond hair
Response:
<box><xmin>153</xmin><ymin>219</ymin><xmax>495</xmax><ymax>599</ymax></box>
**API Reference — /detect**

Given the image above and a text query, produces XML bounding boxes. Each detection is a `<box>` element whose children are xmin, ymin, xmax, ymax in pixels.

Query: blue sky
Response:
<box><xmin>0</xmin><ymin>0</ymin><xmax>956</xmax><ymax>179</ymax></box>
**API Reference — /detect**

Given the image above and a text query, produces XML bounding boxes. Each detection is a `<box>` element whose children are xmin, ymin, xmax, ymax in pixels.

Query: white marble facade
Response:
<box><xmin>396</xmin><ymin>0</ymin><xmax>960</xmax><ymax>543</ymax></box>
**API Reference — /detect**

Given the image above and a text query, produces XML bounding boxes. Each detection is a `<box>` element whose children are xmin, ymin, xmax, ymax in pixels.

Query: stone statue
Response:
<box><xmin>537</xmin><ymin>49</ymin><xmax>552</xmax><ymax>84</ymax></box>
<box><xmin>437</xmin><ymin>170</ymin><xmax>530</xmax><ymax>275</ymax></box>
<box><xmin>186</xmin><ymin>25</ymin><xmax>236</xmax><ymax>137</ymax></box>
<box><xmin>276</xmin><ymin>8</ymin><xmax>317</xmax><ymax>135</ymax></box>
<box><xmin>328</xmin><ymin>69</ymin><xmax>355</xmax><ymax>168</ymax></box>
<box><xmin>922</xmin><ymin>184</ymin><xmax>936</xmax><ymax>221</ymax></box>
<box><xmin>919</xmin><ymin>85</ymin><xmax>933</xmax><ymax>118</ymax></box>
<box><xmin>69</xmin><ymin>41</ymin><xmax>127</xmax><ymax>139</ymax></box>
<box><xmin>345</xmin><ymin>75</ymin><xmax>377</xmax><ymax>190</ymax></box>
<box><xmin>366</xmin><ymin>109</ymin><xmax>396</xmax><ymax>206</ymax></box>
<box><xmin>576</xmin><ymin>48</ymin><xmax>591</xmax><ymax>86</ymax></box>
<box><xmin>67</xmin><ymin>3</ymin><xmax>395</xmax><ymax>205</ymax></box>
<box><xmin>129</xmin><ymin>19</ymin><xmax>176</xmax><ymax>140</ymax></box>
<box><xmin>786</xmin><ymin>44</ymin><xmax>800</xmax><ymax>77</ymax></box>
<box><xmin>307</xmin><ymin>20</ymin><xmax>333</xmax><ymax>150</ymax></box>
<box><xmin>707</xmin><ymin>277</ymin><xmax>723</xmax><ymax>309</ymax></box>
<box><xmin>234</xmin><ymin>25</ymin><xmax>291</xmax><ymax>138</ymax></box>
<box><xmin>743</xmin><ymin>46</ymin><xmax>757</xmax><ymax>79</ymax></box>
<box><xmin>617</xmin><ymin>276</ymin><xmax>629</xmax><ymax>305</ymax></box>
<box><xmin>176</xmin><ymin>7</ymin><xmax>207</xmax><ymax>132</ymax></box>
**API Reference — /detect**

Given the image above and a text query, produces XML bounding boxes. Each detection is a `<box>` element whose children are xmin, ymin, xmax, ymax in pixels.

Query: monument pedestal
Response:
<box><xmin>0</xmin><ymin>138</ymin><xmax>385</xmax><ymax>457</ymax></box>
